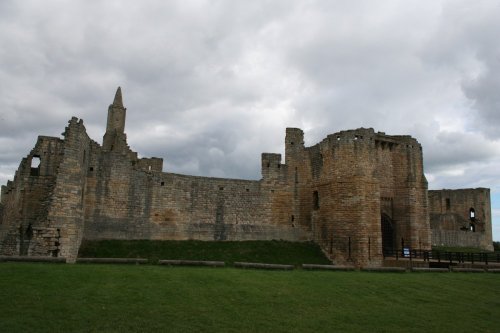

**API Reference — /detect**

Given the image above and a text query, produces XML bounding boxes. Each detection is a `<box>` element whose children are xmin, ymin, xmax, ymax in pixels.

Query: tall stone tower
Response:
<box><xmin>103</xmin><ymin>87</ymin><xmax>127</xmax><ymax>151</ymax></box>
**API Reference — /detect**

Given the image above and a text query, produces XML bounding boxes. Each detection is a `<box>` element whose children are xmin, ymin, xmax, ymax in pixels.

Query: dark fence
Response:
<box><xmin>383</xmin><ymin>248</ymin><xmax>500</xmax><ymax>265</ymax></box>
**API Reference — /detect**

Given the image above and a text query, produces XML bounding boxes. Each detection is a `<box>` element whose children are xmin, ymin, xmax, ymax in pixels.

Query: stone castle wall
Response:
<box><xmin>284</xmin><ymin>127</ymin><xmax>430</xmax><ymax>266</ymax></box>
<box><xmin>429</xmin><ymin>188</ymin><xmax>493</xmax><ymax>251</ymax></box>
<box><xmin>0</xmin><ymin>135</ymin><xmax>65</xmax><ymax>256</ymax></box>
<box><xmin>0</xmin><ymin>88</ymin><xmax>492</xmax><ymax>266</ymax></box>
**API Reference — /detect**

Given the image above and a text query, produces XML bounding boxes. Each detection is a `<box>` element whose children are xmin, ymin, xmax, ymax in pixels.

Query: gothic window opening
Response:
<box><xmin>446</xmin><ymin>198</ymin><xmax>451</xmax><ymax>211</ymax></box>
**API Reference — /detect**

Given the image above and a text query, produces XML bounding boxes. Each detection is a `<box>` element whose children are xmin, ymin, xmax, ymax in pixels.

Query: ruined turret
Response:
<box><xmin>103</xmin><ymin>87</ymin><xmax>127</xmax><ymax>151</ymax></box>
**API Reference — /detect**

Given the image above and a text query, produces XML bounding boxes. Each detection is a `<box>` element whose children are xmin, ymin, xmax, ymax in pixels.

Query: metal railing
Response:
<box><xmin>383</xmin><ymin>248</ymin><xmax>500</xmax><ymax>265</ymax></box>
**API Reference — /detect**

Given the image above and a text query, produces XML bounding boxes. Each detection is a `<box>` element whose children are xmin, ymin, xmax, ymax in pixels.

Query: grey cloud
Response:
<box><xmin>463</xmin><ymin>65</ymin><xmax>500</xmax><ymax>139</ymax></box>
<box><xmin>423</xmin><ymin>131</ymin><xmax>498</xmax><ymax>172</ymax></box>
<box><xmin>1</xmin><ymin>0</ymin><xmax>500</xmax><ymax>197</ymax></box>
<box><xmin>421</xmin><ymin>0</ymin><xmax>500</xmax><ymax>139</ymax></box>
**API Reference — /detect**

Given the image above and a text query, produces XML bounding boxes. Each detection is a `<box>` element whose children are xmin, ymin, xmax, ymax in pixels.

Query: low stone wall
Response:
<box><xmin>361</xmin><ymin>267</ymin><xmax>406</xmax><ymax>272</ymax></box>
<box><xmin>0</xmin><ymin>255</ymin><xmax>66</xmax><ymax>263</ymax></box>
<box><xmin>432</xmin><ymin>229</ymin><xmax>486</xmax><ymax>249</ymax></box>
<box><xmin>411</xmin><ymin>267</ymin><xmax>449</xmax><ymax>273</ymax></box>
<box><xmin>301</xmin><ymin>264</ymin><xmax>355</xmax><ymax>271</ymax></box>
<box><xmin>76</xmin><ymin>258</ymin><xmax>147</xmax><ymax>264</ymax></box>
<box><xmin>158</xmin><ymin>260</ymin><xmax>225</xmax><ymax>267</ymax></box>
<box><xmin>234</xmin><ymin>262</ymin><xmax>294</xmax><ymax>270</ymax></box>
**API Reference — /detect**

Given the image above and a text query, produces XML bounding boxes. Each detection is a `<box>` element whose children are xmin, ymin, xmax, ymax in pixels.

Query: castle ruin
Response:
<box><xmin>0</xmin><ymin>88</ymin><xmax>493</xmax><ymax>266</ymax></box>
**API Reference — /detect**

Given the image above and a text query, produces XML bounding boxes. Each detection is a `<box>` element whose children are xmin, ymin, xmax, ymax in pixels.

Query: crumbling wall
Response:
<box><xmin>43</xmin><ymin>117</ymin><xmax>94</xmax><ymax>262</ymax></box>
<box><xmin>0</xmin><ymin>135</ymin><xmax>64</xmax><ymax>256</ymax></box>
<box><xmin>429</xmin><ymin>188</ymin><xmax>493</xmax><ymax>251</ymax></box>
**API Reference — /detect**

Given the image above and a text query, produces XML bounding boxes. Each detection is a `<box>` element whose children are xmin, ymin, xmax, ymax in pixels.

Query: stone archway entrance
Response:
<box><xmin>381</xmin><ymin>214</ymin><xmax>394</xmax><ymax>255</ymax></box>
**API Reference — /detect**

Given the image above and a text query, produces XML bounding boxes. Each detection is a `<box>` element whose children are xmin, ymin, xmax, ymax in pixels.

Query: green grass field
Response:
<box><xmin>1</xmin><ymin>263</ymin><xmax>499</xmax><ymax>332</ymax></box>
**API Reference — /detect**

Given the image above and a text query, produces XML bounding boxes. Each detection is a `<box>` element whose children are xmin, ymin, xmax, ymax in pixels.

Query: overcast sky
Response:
<box><xmin>0</xmin><ymin>1</ymin><xmax>499</xmax><ymax>240</ymax></box>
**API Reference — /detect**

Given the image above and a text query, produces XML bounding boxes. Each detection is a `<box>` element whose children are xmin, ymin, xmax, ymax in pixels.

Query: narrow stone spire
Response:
<box><xmin>113</xmin><ymin>86</ymin><xmax>123</xmax><ymax>107</ymax></box>
<box><xmin>103</xmin><ymin>87</ymin><xmax>127</xmax><ymax>150</ymax></box>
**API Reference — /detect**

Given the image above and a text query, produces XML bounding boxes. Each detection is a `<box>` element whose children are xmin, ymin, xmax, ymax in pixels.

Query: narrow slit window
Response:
<box><xmin>313</xmin><ymin>191</ymin><xmax>319</xmax><ymax>210</ymax></box>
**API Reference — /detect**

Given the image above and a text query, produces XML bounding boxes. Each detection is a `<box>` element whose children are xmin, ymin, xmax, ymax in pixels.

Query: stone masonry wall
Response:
<box><xmin>283</xmin><ymin>127</ymin><xmax>430</xmax><ymax>267</ymax></box>
<box><xmin>429</xmin><ymin>188</ymin><xmax>493</xmax><ymax>251</ymax></box>
<box><xmin>0</xmin><ymin>135</ymin><xmax>65</xmax><ymax>256</ymax></box>
<box><xmin>41</xmin><ymin>118</ymin><xmax>95</xmax><ymax>262</ymax></box>
<box><xmin>83</xmin><ymin>151</ymin><xmax>308</xmax><ymax>244</ymax></box>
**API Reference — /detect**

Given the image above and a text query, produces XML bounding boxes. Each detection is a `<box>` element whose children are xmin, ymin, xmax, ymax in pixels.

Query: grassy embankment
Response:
<box><xmin>0</xmin><ymin>263</ymin><xmax>499</xmax><ymax>332</ymax></box>
<box><xmin>78</xmin><ymin>239</ymin><xmax>332</xmax><ymax>265</ymax></box>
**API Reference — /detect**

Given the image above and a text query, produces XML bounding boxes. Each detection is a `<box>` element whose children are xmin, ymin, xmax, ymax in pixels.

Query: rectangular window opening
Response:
<box><xmin>313</xmin><ymin>191</ymin><xmax>319</xmax><ymax>210</ymax></box>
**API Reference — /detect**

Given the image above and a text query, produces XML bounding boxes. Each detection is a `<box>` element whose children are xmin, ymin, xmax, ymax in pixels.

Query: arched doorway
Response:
<box><xmin>381</xmin><ymin>214</ymin><xmax>394</xmax><ymax>255</ymax></box>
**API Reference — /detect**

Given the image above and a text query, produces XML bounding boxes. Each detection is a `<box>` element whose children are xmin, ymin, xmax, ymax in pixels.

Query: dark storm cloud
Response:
<box><xmin>1</xmin><ymin>1</ymin><xmax>499</xmax><ymax>199</ymax></box>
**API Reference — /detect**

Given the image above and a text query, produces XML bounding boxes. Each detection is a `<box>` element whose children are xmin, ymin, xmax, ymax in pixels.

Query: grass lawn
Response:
<box><xmin>1</xmin><ymin>263</ymin><xmax>499</xmax><ymax>332</ymax></box>
<box><xmin>78</xmin><ymin>240</ymin><xmax>332</xmax><ymax>266</ymax></box>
